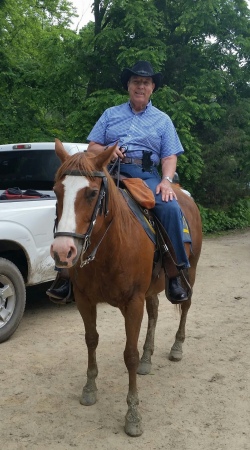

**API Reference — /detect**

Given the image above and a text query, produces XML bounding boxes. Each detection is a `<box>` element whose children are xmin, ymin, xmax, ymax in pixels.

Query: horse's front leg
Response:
<box><xmin>76</xmin><ymin>297</ymin><xmax>99</xmax><ymax>406</ymax></box>
<box><xmin>123</xmin><ymin>297</ymin><xmax>144</xmax><ymax>437</ymax></box>
<box><xmin>137</xmin><ymin>293</ymin><xmax>159</xmax><ymax>375</ymax></box>
<box><xmin>169</xmin><ymin>299</ymin><xmax>191</xmax><ymax>361</ymax></box>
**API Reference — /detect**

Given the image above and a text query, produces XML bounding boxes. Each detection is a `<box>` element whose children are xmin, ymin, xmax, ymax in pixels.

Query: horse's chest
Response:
<box><xmin>73</xmin><ymin>271</ymin><xmax>143</xmax><ymax>306</ymax></box>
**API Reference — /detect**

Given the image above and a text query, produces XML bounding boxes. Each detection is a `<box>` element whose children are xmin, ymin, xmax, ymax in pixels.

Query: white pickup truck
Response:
<box><xmin>0</xmin><ymin>142</ymin><xmax>87</xmax><ymax>343</ymax></box>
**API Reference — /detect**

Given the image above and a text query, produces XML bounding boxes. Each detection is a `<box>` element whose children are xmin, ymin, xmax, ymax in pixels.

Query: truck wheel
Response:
<box><xmin>0</xmin><ymin>258</ymin><xmax>26</xmax><ymax>343</ymax></box>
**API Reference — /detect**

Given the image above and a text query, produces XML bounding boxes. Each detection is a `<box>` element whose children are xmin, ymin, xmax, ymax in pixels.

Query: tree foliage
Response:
<box><xmin>0</xmin><ymin>0</ymin><xmax>78</xmax><ymax>141</ymax></box>
<box><xmin>0</xmin><ymin>0</ymin><xmax>250</xmax><ymax>217</ymax></box>
<box><xmin>76</xmin><ymin>0</ymin><xmax>250</xmax><ymax>207</ymax></box>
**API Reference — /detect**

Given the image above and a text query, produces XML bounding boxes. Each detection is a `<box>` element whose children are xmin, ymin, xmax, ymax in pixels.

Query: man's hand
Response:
<box><xmin>87</xmin><ymin>141</ymin><xmax>126</xmax><ymax>161</ymax></box>
<box><xmin>156</xmin><ymin>179</ymin><xmax>177</xmax><ymax>202</ymax></box>
<box><xmin>157</xmin><ymin>154</ymin><xmax>178</xmax><ymax>201</ymax></box>
<box><xmin>110</xmin><ymin>143</ymin><xmax>126</xmax><ymax>161</ymax></box>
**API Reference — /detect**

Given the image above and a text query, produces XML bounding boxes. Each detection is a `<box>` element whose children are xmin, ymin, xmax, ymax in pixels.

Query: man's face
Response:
<box><xmin>127</xmin><ymin>75</ymin><xmax>155</xmax><ymax>111</ymax></box>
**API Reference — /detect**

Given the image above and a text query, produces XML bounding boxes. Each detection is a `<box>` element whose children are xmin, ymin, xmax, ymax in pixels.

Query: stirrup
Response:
<box><xmin>165</xmin><ymin>276</ymin><xmax>188</xmax><ymax>304</ymax></box>
<box><xmin>165</xmin><ymin>269</ymin><xmax>192</xmax><ymax>304</ymax></box>
<box><xmin>179</xmin><ymin>268</ymin><xmax>192</xmax><ymax>298</ymax></box>
<box><xmin>46</xmin><ymin>275</ymin><xmax>74</xmax><ymax>305</ymax></box>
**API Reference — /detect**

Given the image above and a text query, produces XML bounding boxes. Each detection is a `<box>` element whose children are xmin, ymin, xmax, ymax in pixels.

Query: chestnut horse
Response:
<box><xmin>50</xmin><ymin>139</ymin><xmax>202</xmax><ymax>437</ymax></box>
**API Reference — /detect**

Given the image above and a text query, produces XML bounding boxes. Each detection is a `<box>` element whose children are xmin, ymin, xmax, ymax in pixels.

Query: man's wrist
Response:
<box><xmin>162</xmin><ymin>176</ymin><xmax>173</xmax><ymax>183</ymax></box>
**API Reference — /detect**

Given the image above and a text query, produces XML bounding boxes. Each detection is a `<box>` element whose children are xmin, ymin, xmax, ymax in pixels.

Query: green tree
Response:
<box><xmin>74</xmin><ymin>0</ymin><xmax>250</xmax><ymax>203</ymax></box>
<box><xmin>0</xmin><ymin>0</ymin><xmax>78</xmax><ymax>142</ymax></box>
<box><xmin>0</xmin><ymin>0</ymin><xmax>249</xmax><ymax>216</ymax></box>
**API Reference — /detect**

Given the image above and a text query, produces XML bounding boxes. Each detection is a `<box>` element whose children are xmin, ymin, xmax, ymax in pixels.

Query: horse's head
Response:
<box><xmin>50</xmin><ymin>139</ymin><xmax>115</xmax><ymax>268</ymax></box>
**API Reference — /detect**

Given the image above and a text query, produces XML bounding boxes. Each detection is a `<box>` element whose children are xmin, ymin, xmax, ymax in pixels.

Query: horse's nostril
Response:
<box><xmin>67</xmin><ymin>250</ymin><xmax>72</xmax><ymax>259</ymax></box>
<box><xmin>54</xmin><ymin>252</ymin><xmax>68</xmax><ymax>267</ymax></box>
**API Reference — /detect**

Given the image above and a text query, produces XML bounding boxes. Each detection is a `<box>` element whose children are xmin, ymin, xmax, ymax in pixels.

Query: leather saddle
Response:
<box><xmin>117</xmin><ymin>176</ymin><xmax>183</xmax><ymax>281</ymax></box>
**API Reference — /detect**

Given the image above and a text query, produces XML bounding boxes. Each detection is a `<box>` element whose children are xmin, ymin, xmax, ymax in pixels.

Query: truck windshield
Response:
<box><xmin>0</xmin><ymin>150</ymin><xmax>61</xmax><ymax>191</ymax></box>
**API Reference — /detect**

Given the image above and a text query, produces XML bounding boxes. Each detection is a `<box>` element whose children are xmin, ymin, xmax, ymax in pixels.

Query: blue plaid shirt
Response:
<box><xmin>87</xmin><ymin>101</ymin><xmax>184</xmax><ymax>166</ymax></box>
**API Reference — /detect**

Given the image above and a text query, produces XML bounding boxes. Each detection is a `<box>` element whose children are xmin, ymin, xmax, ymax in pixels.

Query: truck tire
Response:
<box><xmin>0</xmin><ymin>258</ymin><xmax>26</xmax><ymax>343</ymax></box>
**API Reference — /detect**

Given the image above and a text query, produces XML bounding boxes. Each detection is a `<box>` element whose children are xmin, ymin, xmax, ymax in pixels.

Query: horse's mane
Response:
<box><xmin>55</xmin><ymin>152</ymin><xmax>135</xmax><ymax>241</ymax></box>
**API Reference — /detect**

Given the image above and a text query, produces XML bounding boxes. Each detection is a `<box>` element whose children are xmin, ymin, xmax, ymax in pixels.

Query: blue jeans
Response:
<box><xmin>120</xmin><ymin>163</ymin><xmax>190</xmax><ymax>268</ymax></box>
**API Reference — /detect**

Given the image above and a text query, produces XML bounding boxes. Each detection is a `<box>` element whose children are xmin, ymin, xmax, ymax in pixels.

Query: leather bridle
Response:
<box><xmin>53</xmin><ymin>169</ymin><xmax>112</xmax><ymax>267</ymax></box>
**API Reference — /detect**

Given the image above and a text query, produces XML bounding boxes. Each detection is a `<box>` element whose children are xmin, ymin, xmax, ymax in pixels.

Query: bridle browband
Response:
<box><xmin>62</xmin><ymin>169</ymin><xmax>105</xmax><ymax>177</ymax></box>
<box><xmin>53</xmin><ymin>168</ymin><xmax>112</xmax><ymax>267</ymax></box>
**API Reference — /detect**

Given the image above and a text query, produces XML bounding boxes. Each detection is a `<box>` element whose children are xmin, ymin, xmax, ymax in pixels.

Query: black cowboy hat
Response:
<box><xmin>121</xmin><ymin>60</ymin><xmax>162</xmax><ymax>92</ymax></box>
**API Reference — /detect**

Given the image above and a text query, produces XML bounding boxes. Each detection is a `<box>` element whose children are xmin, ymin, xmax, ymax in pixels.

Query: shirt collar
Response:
<box><xmin>128</xmin><ymin>100</ymin><xmax>152</xmax><ymax>114</ymax></box>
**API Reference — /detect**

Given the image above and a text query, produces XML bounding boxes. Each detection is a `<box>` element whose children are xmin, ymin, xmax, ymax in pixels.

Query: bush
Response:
<box><xmin>198</xmin><ymin>199</ymin><xmax>250</xmax><ymax>234</ymax></box>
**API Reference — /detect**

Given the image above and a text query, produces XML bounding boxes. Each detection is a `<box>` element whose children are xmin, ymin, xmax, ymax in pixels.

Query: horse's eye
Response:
<box><xmin>85</xmin><ymin>188</ymin><xmax>98</xmax><ymax>201</ymax></box>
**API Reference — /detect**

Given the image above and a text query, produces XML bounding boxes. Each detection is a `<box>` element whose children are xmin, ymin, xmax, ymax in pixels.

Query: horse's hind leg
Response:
<box><xmin>169</xmin><ymin>299</ymin><xmax>191</xmax><ymax>361</ymax></box>
<box><xmin>76</xmin><ymin>300</ymin><xmax>99</xmax><ymax>406</ymax></box>
<box><xmin>138</xmin><ymin>294</ymin><xmax>159</xmax><ymax>375</ymax></box>
<box><xmin>169</xmin><ymin>263</ymin><xmax>198</xmax><ymax>361</ymax></box>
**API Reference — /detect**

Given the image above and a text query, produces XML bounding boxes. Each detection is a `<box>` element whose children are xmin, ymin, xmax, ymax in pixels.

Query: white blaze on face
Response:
<box><xmin>57</xmin><ymin>175</ymin><xmax>89</xmax><ymax>233</ymax></box>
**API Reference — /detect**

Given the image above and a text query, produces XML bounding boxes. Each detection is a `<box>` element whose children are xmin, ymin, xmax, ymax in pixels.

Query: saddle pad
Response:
<box><xmin>121</xmin><ymin>188</ymin><xmax>192</xmax><ymax>244</ymax></box>
<box><xmin>182</xmin><ymin>215</ymin><xmax>192</xmax><ymax>243</ymax></box>
<box><xmin>120</xmin><ymin>189</ymin><xmax>156</xmax><ymax>244</ymax></box>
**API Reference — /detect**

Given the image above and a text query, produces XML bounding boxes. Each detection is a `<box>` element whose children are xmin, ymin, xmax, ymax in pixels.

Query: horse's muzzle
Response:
<box><xmin>50</xmin><ymin>236</ymin><xmax>80</xmax><ymax>268</ymax></box>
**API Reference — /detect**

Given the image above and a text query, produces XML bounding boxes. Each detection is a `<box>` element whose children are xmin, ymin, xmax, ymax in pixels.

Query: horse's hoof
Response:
<box><xmin>137</xmin><ymin>361</ymin><xmax>151</xmax><ymax>375</ymax></box>
<box><xmin>80</xmin><ymin>390</ymin><xmax>97</xmax><ymax>406</ymax></box>
<box><xmin>169</xmin><ymin>352</ymin><xmax>182</xmax><ymax>362</ymax></box>
<box><xmin>125</xmin><ymin>407</ymin><xmax>142</xmax><ymax>437</ymax></box>
<box><xmin>125</xmin><ymin>420</ymin><xmax>143</xmax><ymax>437</ymax></box>
<box><xmin>169</xmin><ymin>341</ymin><xmax>183</xmax><ymax>361</ymax></box>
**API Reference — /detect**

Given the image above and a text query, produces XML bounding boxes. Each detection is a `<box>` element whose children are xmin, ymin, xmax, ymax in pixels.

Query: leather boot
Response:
<box><xmin>165</xmin><ymin>276</ymin><xmax>189</xmax><ymax>304</ymax></box>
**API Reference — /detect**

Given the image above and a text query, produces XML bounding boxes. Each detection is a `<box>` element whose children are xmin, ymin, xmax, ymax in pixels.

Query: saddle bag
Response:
<box><xmin>121</xmin><ymin>178</ymin><xmax>155</xmax><ymax>209</ymax></box>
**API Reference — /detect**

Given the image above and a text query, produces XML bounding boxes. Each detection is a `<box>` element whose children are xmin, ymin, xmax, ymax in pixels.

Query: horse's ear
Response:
<box><xmin>94</xmin><ymin>144</ymin><xmax>116</xmax><ymax>170</ymax></box>
<box><xmin>55</xmin><ymin>138</ymin><xmax>70</xmax><ymax>163</ymax></box>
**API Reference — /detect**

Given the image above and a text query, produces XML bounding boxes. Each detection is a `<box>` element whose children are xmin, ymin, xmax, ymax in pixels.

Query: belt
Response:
<box><xmin>122</xmin><ymin>157</ymin><xmax>157</xmax><ymax>166</ymax></box>
<box><xmin>122</xmin><ymin>157</ymin><xmax>143</xmax><ymax>165</ymax></box>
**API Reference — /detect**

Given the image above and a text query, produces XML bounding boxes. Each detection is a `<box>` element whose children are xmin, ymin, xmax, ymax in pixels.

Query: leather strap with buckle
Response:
<box><xmin>122</xmin><ymin>157</ymin><xmax>143</xmax><ymax>165</ymax></box>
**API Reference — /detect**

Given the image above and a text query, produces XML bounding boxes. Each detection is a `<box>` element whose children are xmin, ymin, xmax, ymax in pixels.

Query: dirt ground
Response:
<box><xmin>1</xmin><ymin>229</ymin><xmax>250</xmax><ymax>450</ymax></box>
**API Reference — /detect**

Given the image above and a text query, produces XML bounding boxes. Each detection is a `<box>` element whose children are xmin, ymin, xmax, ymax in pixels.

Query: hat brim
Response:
<box><xmin>121</xmin><ymin>68</ymin><xmax>162</xmax><ymax>92</ymax></box>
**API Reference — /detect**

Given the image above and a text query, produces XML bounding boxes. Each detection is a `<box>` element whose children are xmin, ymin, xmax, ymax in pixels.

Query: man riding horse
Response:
<box><xmin>47</xmin><ymin>60</ymin><xmax>191</xmax><ymax>304</ymax></box>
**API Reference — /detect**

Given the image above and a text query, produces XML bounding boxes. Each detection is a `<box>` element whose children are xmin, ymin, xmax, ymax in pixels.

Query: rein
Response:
<box><xmin>54</xmin><ymin>168</ymin><xmax>111</xmax><ymax>265</ymax></box>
